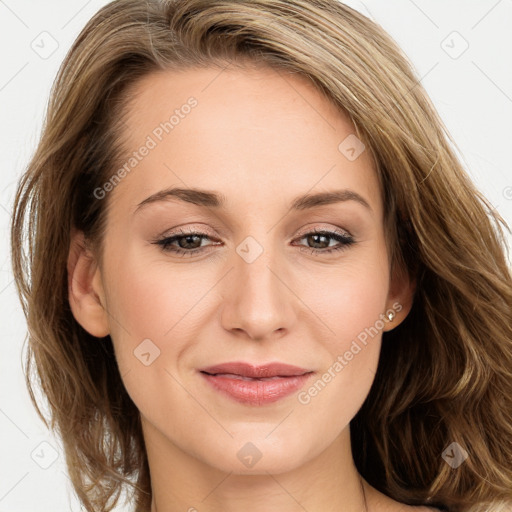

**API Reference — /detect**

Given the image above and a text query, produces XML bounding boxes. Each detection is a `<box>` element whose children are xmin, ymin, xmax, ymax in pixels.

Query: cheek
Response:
<box><xmin>102</xmin><ymin>255</ymin><xmax>205</xmax><ymax>423</ymax></box>
<box><xmin>102</xmin><ymin>245</ymin><xmax>226</xmax><ymax>401</ymax></box>
<box><xmin>296</xmin><ymin>250</ymin><xmax>389</xmax><ymax>409</ymax></box>
<box><xmin>105</xmin><ymin>256</ymin><xmax>205</xmax><ymax>357</ymax></box>
<box><xmin>306</xmin><ymin>250</ymin><xmax>389</xmax><ymax>343</ymax></box>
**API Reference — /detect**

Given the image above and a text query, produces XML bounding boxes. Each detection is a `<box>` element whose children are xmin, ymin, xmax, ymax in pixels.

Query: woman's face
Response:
<box><xmin>74</xmin><ymin>64</ymin><xmax>411</xmax><ymax>474</ymax></box>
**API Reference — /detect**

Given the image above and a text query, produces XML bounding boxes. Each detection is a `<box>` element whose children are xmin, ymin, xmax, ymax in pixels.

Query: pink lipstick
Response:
<box><xmin>199</xmin><ymin>362</ymin><xmax>314</xmax><ymax>406</ymax></box>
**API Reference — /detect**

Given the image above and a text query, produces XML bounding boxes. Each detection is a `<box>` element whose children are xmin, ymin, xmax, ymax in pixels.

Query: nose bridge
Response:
<box><xmin>237</xmin><ymin>235</ymin><xmax>280</xmax><ymax>292</ymax></box>
<box><xmin>220</xmin><ymin>232</ymin><xmax>295</xmax><ymax>339</ymax></box>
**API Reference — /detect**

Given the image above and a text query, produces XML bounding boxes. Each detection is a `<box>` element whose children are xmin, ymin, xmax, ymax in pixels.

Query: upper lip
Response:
<box><xmin>199</xmin><ymin>361</ymin><xmax>313</xmax><ymax>378</ymax></box>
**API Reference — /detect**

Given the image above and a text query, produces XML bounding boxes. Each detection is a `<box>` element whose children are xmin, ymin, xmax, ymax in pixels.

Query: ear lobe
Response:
<box><xmin>67</xmin><ymin>229</ymin><xmax>110</xmax><ymax>338</ymax></box>
<box><xmin>383</xmin><ymin>262</ymin><xmax>416</xmax><ymax>332</ymax></box>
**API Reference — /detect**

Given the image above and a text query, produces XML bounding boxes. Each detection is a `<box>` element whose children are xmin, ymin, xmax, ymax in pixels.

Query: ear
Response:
<box><xmin>67</xmin><ymin>228</ymin><xmax>110</xmax><ymax>338</ymax></box>
<box><xmin>382</xmin><ymin>261</ymin><xmax>416</xmax><ymax>332</ymax></box>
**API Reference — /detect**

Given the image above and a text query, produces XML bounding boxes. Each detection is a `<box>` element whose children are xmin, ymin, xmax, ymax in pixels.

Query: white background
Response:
<box><xmin>1</xmin><ymin>1</ymin><xmax>511</xmax><ymax>510</ymax></box>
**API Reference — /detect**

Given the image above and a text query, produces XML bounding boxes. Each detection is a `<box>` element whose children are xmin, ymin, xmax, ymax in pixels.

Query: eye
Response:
<box><xmin>292</xmin><ymin>228</ymin><xmax>355</xmax><ymax>255</ymax></box>
<box><xmin>152</xmin><ymin>227</ymin><xmax>356</xmax><ymax>257</ymax></box>
<box><xmin>152</xmin><ymin>228</ymin><xmax>219</xmax><ymax>257</ymax></box>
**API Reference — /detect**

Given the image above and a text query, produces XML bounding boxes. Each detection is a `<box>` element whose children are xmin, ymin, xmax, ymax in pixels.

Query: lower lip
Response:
<box><xmin>200</xmin><ymin>372</ymin><xmax>314</xmax><ymax>406</ymax></box>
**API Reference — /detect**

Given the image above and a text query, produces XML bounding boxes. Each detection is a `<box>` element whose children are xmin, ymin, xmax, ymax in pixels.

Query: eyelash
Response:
<box><xmin>152</xmin><ymin>227</ymin><xmax>355</xmax><ymax>257</ymax></box>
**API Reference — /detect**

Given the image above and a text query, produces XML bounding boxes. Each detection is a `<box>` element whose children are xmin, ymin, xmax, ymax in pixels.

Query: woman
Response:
<box><xmin>10</xmin><ymin>0</ymin><xmax>512</xmax><ymax>511</ymax></box>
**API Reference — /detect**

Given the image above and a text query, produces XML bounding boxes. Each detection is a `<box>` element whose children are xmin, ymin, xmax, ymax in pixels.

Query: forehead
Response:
<box><xmin>110</xmin><ymin>64</ymin><xmax>382</xmax><ymax>221</ymax></box>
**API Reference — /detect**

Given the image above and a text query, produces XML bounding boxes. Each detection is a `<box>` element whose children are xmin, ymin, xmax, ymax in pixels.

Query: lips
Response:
<box><xmin>198</xmin><ymin>361</ymin><xmax>314</xmax><ymax>406</ymax></box>
<box><xmin>199</xmin><ymin>361</ymin><xmax>311</xmax><ymax>379</ymax></box>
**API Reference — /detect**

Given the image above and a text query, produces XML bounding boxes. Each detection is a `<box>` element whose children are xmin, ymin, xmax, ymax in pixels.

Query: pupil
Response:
<box><xmin>180</xmin><ymin>235</ymin><xmax>200</xmax><ymax>249</ymax></box>
<box><xmin>309</xmin><ymin>234</ymin><xmax>327</xmax><ymax>248</ymax></box>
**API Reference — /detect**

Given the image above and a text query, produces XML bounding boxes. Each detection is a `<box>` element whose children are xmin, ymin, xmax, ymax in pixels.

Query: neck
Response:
<box><xmin>145</xmin><ymin>420</ymin><xmax>368</xmax><ymax>512</ymax></box>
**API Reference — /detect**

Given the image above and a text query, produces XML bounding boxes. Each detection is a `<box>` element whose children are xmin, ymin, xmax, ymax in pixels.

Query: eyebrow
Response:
<box><xmin>134</xmin><ymin>186</ymin><xmax>372</xmax><ymax>214</ymax></box>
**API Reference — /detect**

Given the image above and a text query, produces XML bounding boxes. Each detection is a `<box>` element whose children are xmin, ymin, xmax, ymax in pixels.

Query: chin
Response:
<box><xmin>195</xmin><ymin>435</ymin><xmax>314</xmax><ymax>475</ymax></box>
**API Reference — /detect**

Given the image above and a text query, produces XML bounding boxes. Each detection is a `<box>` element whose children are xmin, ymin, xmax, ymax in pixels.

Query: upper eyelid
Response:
<box><xmin>158</xmin><ymin>228</ymin><xmax>353</xmax><ymax>248</ymax></box>
<box><xmin>297</xmin><ymin>226</ymin><xmax>352</xmax><ymax>237</ymax></box>
<box><xmin>161</xmin><ymin>224</ymin><xmax>353</xmax><ymax>238</ymax></box>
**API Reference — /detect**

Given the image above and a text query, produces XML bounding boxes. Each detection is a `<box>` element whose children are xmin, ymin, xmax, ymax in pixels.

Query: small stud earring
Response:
<box><xmin>387</xmin><ymin>311</ymin><xmax>395</xmax><ymax>322</ymax></box>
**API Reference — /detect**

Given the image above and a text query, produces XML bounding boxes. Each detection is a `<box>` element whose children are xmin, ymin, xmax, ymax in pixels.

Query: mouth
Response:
<box><xmin>198</xmin><ymin>361</ymin><xmax>314</xmax><ymax>405</ymax></box>
<box><xmin>199</xmin><ymin>361</ymin><xmax>312</xmax><ymax>378</ymax></box>
<box><xmin>200</xmin><ymin>372</ymin><xmax>296</xmax><ymax>381</ymax></box>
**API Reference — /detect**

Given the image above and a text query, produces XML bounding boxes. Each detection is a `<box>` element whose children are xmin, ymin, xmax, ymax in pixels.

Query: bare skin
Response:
<box><xmin>68</xmin><ymin>62</ymin><xmax>437</xmax><ymax>511</ymax></box>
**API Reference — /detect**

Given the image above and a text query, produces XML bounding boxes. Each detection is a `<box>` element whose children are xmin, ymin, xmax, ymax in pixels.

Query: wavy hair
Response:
<box><xmin>10</xmin><ymin>0</ymin><xmax>512</xmax><ymax>511</ymax></box>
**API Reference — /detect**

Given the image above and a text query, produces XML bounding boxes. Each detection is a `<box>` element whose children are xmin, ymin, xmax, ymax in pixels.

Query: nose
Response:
<box><xmin>220</xmin><ymin>241</ymin><xmax>297</xmax><ymax>341</ymax></box>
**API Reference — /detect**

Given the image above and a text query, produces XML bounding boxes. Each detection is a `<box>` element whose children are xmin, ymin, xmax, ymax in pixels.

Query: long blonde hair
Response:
<box><xmin>10</xmin><ymin>1</ymin><xmax>512</xmax><ymax>511</ymax></box>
